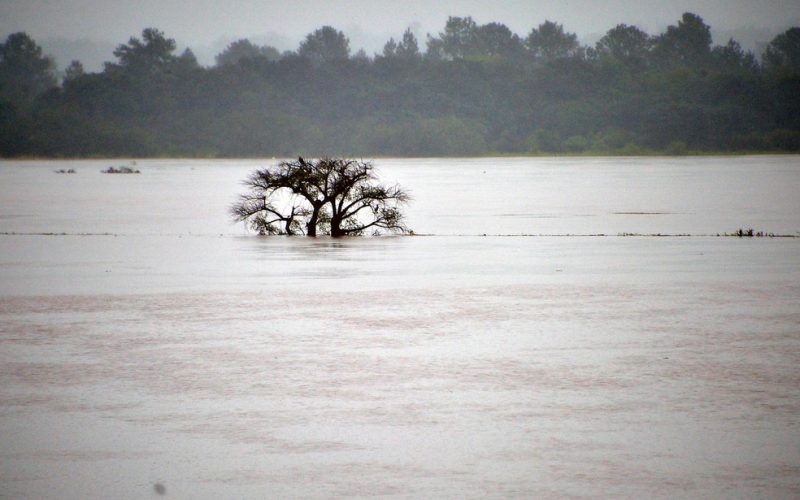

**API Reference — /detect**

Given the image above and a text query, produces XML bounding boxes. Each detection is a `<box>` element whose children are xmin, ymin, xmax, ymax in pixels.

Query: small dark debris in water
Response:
<box><xmin>154</xmin><ymin>482</ymin><xmax>166</xmax><ymax>495</ymax></box>
<box><xmin>102</xmin><ymin>166</ymin><xmax>140</xmax><ymax>174</ymax></box>
<box><xmin>55</xmin><ymin>169</ymin><xmax>76</xmax><ymax>174</ymax></box>
<box><xmin>725</xmin><ymin>228</ymin><xmax>775</xmax><ymax>238</ymax></box>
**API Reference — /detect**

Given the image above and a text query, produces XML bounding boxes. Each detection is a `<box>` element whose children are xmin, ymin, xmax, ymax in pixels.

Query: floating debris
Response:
<box><xmin>724</xmin><ymin>228</ymin><xmax>775</xmax><ymax>237</ymax></box>
<box><xmin>101</xmin><ymin>166</ymin><xmax>140</xmax><ymax>174</ymax></box>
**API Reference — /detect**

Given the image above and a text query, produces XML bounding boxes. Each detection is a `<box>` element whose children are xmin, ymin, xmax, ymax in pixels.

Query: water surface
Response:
<box><xmin>1</xmin><ymin>156</ymin><xmax>799</xmax><ymax>498</ymax></box>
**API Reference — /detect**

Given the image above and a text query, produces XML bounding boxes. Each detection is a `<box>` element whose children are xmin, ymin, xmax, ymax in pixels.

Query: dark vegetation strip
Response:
<box><xmin>1</xmin><ymin>15</ymin><xmax>799</xmax><ymax>158</ymax></box>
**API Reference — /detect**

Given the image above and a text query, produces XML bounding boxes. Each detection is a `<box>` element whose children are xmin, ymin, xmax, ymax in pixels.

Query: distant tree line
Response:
<box><xmin>1</xmin><ymin>13</ymin><xmax>799</xmax><ymax>157</ymax></box>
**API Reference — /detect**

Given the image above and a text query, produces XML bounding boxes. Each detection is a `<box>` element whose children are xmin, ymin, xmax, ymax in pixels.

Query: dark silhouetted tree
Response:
<box><xmin>382</xmin><ymin>38</ymin><xmax>398</xmax><ymax>58</ymax></box>
<box><xmin>298</xmin><ymin>26</ymin><xmax>350</xmax><ymax>64</ymax></box>
<box><xmin>105</xmin><ymin>28</ymin><xmax>178</xmax><ymax>74</ymax></box>
<box><xmin>0</xmin><ymin>32</ymin><xmax>57</xmax><ymax>107</ymax></box>
<box><xmin>526</xmin><ymin>21</ymin><xmax>581</xmax><ymax>62</ymax></box>
<box><xmin>233</xmin><ymin>158</ymin><xmax>409</xmax><ymax>236</ymax></box>
<box><xmin>475</xmin><ymin>22</ymin><xmax>525</xmax><ymax>60</ymax></box>
<box><xmin>652</xmin><ymin>13</ymin><xmax>712</xmax><ymax>67</ymax></box>
<box><xmin>383</xmin><ymin>29</ymin><xmax>421</xmax><ymax>61</ymax></box>
<box><xmin>595</xmin><ymin>24</ymin><xmax>651</xmax><ymax>67</ymax></box>
<box><xmin>762</xmin><ymin>27</ymin><xmax>800</xmax><ymax>73</ymax></box>
<box><xmin>216</xmin><ymin>39</ymin><xmax>281</xmax><ymax>66</ymax></box>
<box><xmin>711</xmin><ymin>39</ymin><xmax>757</xmax><ymax>73</ymax></box>
<box><xmin>428</xmin><ymin>18</ymin><xmax>525</xmax><ymax>61</ymax></box>
<box><xmin>62</xmin><ymin>60</ymin><xmax>84</xmax><ymax>84</ymax></box>
<box><xmin>175</xmin><ymin>48</ymin><xmax>200</xmax><ymax>71</ymax></box>
<box><xmin>437</xmin><ymin>16</ymin><xmax>479</xmax><ymax>59</ymax></box>
<box><xmin>395</xmin><ymin>29</ymin><xmax>421</xmax><ymax>59</ymax></box>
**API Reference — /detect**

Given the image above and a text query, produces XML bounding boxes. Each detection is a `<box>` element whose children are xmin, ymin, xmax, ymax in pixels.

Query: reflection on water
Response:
<box><xmin>238</xmin><ymin>235</ymin><xmax>405</xmax><ymax>260</ymax></box>
<box><xmin>1</xmin><ymin>157</ymin><xmax>800</xmax><ymax>498</ymax></box>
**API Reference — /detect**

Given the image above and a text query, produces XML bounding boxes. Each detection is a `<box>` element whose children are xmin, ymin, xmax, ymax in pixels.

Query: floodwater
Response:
<box><xmin>1</xmin><ymin>156</ymin><xmax>799</xmax><ymax>498</ymax></box>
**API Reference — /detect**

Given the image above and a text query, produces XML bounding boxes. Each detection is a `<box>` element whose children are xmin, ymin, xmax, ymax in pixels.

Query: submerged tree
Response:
<box><xmin>232</xmin><ymin>158</ymin><xmax>410</xmax><ymax>236</ymax></box>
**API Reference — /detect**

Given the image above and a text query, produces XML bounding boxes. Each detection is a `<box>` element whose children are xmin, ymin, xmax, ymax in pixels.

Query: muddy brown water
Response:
<box><xmin>1</xmin><ymin>157</ymin><xmax>799</xmax><ymax>498</ymax></box>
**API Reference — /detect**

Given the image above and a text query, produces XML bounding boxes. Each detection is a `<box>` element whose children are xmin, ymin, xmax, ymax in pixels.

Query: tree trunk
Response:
<box><xmin>306</xmin><ymin>212</ymin><xmax>318</xmax><ymax>237</ymax></box>
<box><xmin>330</xmin><ymin>216</ymin><xmax>344</xmax><ymax>237</ymax></box>
<box><xmin>306</xmin><ymin>202</ymin><xmax>323</xmax><ymax>237</ymax></box>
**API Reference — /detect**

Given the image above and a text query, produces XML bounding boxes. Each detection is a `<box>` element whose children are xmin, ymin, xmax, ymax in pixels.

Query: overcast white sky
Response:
<box><xmin>2</xmin><ymin>0</ymin><xmax>799</xmax><ymax>68</ymax></box>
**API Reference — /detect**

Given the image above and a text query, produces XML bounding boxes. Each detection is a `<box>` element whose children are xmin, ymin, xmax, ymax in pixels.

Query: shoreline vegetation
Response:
<box><xmin>5</xmin><ymin>151</ymin><xmax>800</xmax><ymax>162</ymax></box>
<box><xmin>1</xmin><ymin>14</ymin><xmax>799</xmax><ymax>158</ymax></box>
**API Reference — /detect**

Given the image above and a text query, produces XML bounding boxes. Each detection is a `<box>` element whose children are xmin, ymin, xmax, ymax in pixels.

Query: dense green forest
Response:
<box><xmin>1</xmin><ymin>13</ymin><xmax>799</xmax><ymax>157</ymax></box>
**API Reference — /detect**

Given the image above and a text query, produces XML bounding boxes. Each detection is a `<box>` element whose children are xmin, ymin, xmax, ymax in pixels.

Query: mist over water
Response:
<box><xmin>1</xmin><ymin>156</ymin><xmax>799</xmax><ymax>498</ymax></box>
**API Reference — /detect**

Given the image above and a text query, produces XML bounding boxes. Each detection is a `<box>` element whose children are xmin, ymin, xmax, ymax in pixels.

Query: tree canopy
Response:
<box><xmin>105</xmin><ymin>28</ymin><xmax>177</xmax><ymax>74</ymax></box>
<box><xmin>763</xmin><ymin>27</ymin><xmax>800</xmax><ymax>73</ymax></box>
<box><xmin>1</xmin><ymin>14</ymin><xmax>800</xmax><ymax>157</ymax></box>
<box><xmin>0</xmin><ymin>32</ymin><xmax>56</xmax><ymax>108</ymax></box>
<box><xmin>595</xmin><ymin>24</ymin><xmax>651</xmax><ymax>67</ymax></box>
<box><xmin>382</xmin><ymin>29</ymin><xmax>421</xmax><ymax>60</ymax></box>
<box><xmin>526</xmin><ymin>21</ymin><xmax>581</xmax><ymax>62</ymax></box>
<box><xmin>232</xmin><ymin>158</ymin><xmax>410</xmax><ymax>236</ymax></box>
<box><xmin>652</xmin><ymin>13</ymin><xmax>712</xmax><ymax>66</ymax></box>
<box><xmin>216</xmin><ymin>39</ymin><xmax>281</xmax><ymax>67</ymax></box>
<box><xmin>297</xmin><ymin>26</ymin><xmax>350</xmax><ymax>64</ymax></box>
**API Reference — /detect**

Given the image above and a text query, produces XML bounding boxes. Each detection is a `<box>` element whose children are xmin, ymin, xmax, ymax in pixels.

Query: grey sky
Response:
<box><xmin>2</xmin><ymin>0</ymin><xmax>799</xmax><ymax>69</ymax></box>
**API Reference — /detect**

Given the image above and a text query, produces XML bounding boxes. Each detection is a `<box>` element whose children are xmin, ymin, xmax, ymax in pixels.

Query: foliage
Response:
<box><xmin>382</xmin><ymin>29</ymin><xmax>421</xmax><ymax>60</ymax></box>
<box><xmin>216</xmin><ymin>39</ymin><xmax>281</xmax><ymax>66</ymax></box>
<box><xmin>763</xmin><ymin>27</ymin><xmax>800</xmax><ymax>74</ymax></box>
<box><xmin>232</xmin><ymin>158</ymin><xmax>410</xmax><ymax>236</ymax></box>
<box><xmin>298</xmin><ymin>26</ymin><xmax>350</xmax><ymax>65</ymax></box>
<box><xmin>105</xmin><ymin>28</ymin><xmax>178</xmax><ymax>75</ymax></box>
<box><xmin>526</xmin><ymin>21</ymin><xmax>581</xmax><ymax>62</ymax></box>
<box><xmin>595</xmin><ymin>24</ymin><xmax>652</xmax><ymax>68</ymax></box>
<box><xmin>63</xmin><ymin>60</ymin><xmax>85</xmax><ymax>84</ymax></box>
<box><xmin>0</xmin><ymin>32</ymin><xmax>57</xmax><ymax>109</ymax></box>
<box><xmin>651</xmin><ymin>13</ymin><xmax>712</xmax><ymax>67</ymax></box>
<box><xmin>1</xmin><ymin>15</ymin><xmax>800</xmax><ymax>157</ymax></box>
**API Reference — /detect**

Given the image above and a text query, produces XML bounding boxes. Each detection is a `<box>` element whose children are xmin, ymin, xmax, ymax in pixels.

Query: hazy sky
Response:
<box><xmin>2</xmin><ymin>0</ymin><xmax>799</xmax><ymax>68</ymax></box>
